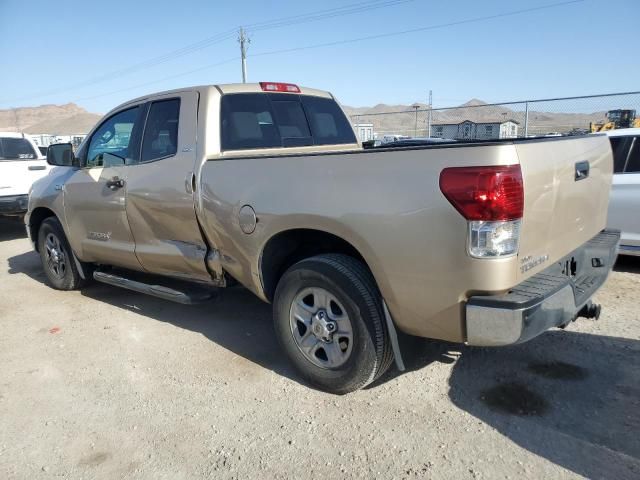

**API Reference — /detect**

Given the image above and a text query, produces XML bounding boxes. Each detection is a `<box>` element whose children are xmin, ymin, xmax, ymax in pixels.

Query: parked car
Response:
<box><xmin>379</xmin><ymin>137</ymin><xmax>457</xmax><ymax>148</ymax></box>
<box><xmin>606</xmin><ymin>128</ymin><xmax>640</xmax><ymax>256</ymax></box>
<box><xmin>27</xmin><ymin>82</ymin><xmax>618</xmax><ymax>393</ymax></box>
<box><xmin>0</xmin><ymin>132</ymin><xmax>50</xmax><ymax>217</ymax></box>
<box><xmin>380</xmin><ymin>134</ymin><xmax>409</xmax><ymax>144</ymax></box>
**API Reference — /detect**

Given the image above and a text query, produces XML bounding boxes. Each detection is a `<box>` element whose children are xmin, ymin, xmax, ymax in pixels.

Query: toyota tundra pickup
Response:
<box><xmin>26</xmin><ymin>82</ymin><xmax>619</xmax><ymax>394</ymax></box>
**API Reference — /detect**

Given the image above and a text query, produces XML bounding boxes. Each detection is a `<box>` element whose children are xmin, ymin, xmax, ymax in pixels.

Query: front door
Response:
<box><xmin>124</xmin><ymin>92</ymin><xmax>210</xmax><ymax>281</ymax></box>
<box><xmin>63</xmin><ymin>105</ymin><xmax>144</xmax><ymax>269</ymax></box>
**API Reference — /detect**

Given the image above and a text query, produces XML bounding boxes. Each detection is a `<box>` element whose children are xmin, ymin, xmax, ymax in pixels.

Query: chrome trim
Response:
<box><xmin>466</xmin><ymin>285</ymin><xmax>575</xmax><ymax>347</ymax></box>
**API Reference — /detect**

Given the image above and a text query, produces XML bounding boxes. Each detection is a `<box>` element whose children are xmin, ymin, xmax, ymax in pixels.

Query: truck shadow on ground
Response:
<box><xmin>614</xmin><ymin>254</ymin><xmax>640</xmax><ymax>274</ymax></box>
<box><xmin>0</xmin><ymin>218</ymin><xmax>26</xmax><ymax>242</ymax></box>
<box><xmin>7</xmin><ymin>250</ymin><xmax>640</xmax><ymax>478</ymax></box>
<box><xmin>7</xmin><ymin>250</ymin><xmax>454</xmax><ymax>390</ymax></box>
<box><xmin>444</xmin><ymin>331</ymin><xmax>640</xmax><ymax>479</ymax></box>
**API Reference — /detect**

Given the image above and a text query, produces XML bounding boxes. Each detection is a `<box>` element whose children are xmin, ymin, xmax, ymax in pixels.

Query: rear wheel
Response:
<box><xmin>38</xmin><ymin>217</ymin><xmax>89</xmax><ymax>290</ymax></box>
<box><xmin>273</xmin><ymin>254</ymin><xmax>393</xmax><ymax>394</ymax></box>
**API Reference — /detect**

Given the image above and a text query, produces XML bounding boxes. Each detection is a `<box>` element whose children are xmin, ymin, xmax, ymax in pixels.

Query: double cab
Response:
<box><xmin>26</xmin><ymin>82</ymin><xmax>619</xmax><ymax>393</ymax></box>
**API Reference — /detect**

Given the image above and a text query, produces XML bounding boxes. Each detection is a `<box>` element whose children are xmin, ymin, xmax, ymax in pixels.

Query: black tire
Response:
<box><xmin>273</xmin><ymin>254</ymin><xmax>393</xmax><ymax>394</ymax></box>
<box><xmin>38</xmin><ymin>217</ymin><xmax>89</xmax><ymax>290</ymax></box>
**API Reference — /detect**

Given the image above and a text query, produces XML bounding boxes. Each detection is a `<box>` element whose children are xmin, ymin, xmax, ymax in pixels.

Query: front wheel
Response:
<box><xmin>273</xmin><ymin>254</ymin><xmax>393</xmax><ymax>394</ymax></box>
<box><xmin>38</xmin><ymin>217</ymin><xmax>88</xmax><ymax>290</ymax></box>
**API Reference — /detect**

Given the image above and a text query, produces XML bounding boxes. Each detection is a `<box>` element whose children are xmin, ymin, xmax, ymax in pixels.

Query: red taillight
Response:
<box><xmin>259</xmin><ymin>82</ymin><xmax>301</xmax><ymax>93</ymax></box>
<box><xmin>439</xmin><ymin>165</ymin><xmax>524</xmax><ymax>221</ymax></box>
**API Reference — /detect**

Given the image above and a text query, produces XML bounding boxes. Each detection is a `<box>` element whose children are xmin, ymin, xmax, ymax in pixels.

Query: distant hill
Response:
<box><xmin>0</xmin><ymin>103</ymin><xmax>102</xmax><ymax>135</ymax></box>
<box><xmin>342</xmin><ymin>100</ymin><xmax>608</xmax><ymax>136</ymax></box>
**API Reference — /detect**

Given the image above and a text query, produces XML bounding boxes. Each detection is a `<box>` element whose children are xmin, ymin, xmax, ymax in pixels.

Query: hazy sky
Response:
<box><xmin>1</xmin><ymin>0</ymin><xmax>638</xmax><ymax>113</ymax></box>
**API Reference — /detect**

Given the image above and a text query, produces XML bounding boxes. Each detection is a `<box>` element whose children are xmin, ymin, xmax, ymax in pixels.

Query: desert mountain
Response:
<box><xmin>0</xmin><ymin>103</ymin><xmax>102</xmax><ymax>135</ymax></box>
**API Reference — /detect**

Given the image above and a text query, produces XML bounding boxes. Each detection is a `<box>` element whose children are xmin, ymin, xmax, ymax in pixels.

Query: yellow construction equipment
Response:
<box><xmin>590</xmin><ymin>109</ymin><xmax>640</xmax><ymax>132</ymax></box>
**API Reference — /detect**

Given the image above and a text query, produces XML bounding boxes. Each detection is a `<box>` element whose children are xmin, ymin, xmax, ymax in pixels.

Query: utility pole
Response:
<box><xmin>427</xmin><ymin>90</ymin><xmax>433</xmax><ymax>138</ymax></box>
<box><xmin>13</xmin><ymin>108</ymin><xmax>20</xmax><ymax>132</ymax></box>
<box><xmin>238</xmin><ymin>27</ymin><xmax>250</xmax><ymax>83</ymax></box>
<box><xmin>412</xmin><ymin>103</ymin><xmax>420</xmax><ymax>137</ymax></box>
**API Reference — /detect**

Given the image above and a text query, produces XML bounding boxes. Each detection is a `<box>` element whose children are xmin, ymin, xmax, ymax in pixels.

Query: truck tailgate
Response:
<box><xmin>516</xmin><ymin>135</ymin><xmax>613</xmax><ymax>281</ymax></box>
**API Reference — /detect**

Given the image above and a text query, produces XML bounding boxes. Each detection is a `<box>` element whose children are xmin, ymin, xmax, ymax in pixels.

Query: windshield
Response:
<box><xmin>0</xmin><ymin>137</ymin><xmax>38</xmax><ymax>160</ymax></box>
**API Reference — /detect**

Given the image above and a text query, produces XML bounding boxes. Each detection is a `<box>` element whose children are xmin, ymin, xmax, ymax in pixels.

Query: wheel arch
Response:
<box><xmin>28</xmin><ymin>207</ymin><xmax>58</xmax><ymax>251</ymax></box>
<box><xmin>259</xmin><ymin>228</ymin><xmax>376</xmax><ymax>302</ymax></box>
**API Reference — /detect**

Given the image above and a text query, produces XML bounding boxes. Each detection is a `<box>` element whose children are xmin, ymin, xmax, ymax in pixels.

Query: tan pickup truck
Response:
<box><xmin>26</xmin><ymin>82</ymin><xmax>619</xmax><ymax>393</ymax></box>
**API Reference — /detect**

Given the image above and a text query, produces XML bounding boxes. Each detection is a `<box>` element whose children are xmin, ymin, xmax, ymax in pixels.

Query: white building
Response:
<box><xmin>431</xmin><ymin>120</ymin><xmax>519</xmax><ymax>140</ymax></box>
<box><xmin>353</xmin><ymin>123</ymin><xmax>374</xmax><ymax>142</ymax></box>
<box><xmin>30</xmin><ymin>133</ymin><xmax>87</xmax><ymax>148</ymax></box>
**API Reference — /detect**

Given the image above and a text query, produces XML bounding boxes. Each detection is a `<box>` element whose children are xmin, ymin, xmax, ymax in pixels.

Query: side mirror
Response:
<box><xmin>47</xmin><ymin>143</ymin><xmax>75</xmax><ymax>167</ymax></box>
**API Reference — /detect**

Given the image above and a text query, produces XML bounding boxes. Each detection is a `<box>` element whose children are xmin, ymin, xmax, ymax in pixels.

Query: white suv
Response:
<box><xmin>606</xmin><ymin>128</ymin><xmax>640</xmax><ymax>256</ymax></box>
<box><xmin>0</xmin><ymin>132</ymin><xmax>50</xmax><ymax>216</ymax></box>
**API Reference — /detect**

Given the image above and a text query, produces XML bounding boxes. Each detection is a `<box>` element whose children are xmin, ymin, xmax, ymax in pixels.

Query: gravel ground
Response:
<box><xmin>0</xmin><ymin>217</ymin><xmax>638</xmax><ymax>480</ymax></box>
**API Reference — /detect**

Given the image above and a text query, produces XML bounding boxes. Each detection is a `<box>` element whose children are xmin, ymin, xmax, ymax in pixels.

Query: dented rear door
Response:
<box><xmin>124</xmin><ymin>91</ymin><xmax>211</xmax><ymax>281</ymax></box>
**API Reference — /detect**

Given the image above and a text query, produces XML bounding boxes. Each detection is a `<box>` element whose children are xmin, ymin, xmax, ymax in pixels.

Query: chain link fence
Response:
<box><xmin>350</xmin><ymin>91</ymin><xmax>640</xmax><ymax>142</ymax></box>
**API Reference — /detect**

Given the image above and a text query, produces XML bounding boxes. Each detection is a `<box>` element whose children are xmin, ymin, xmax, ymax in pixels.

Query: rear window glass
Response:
<box><xmin>271</xmin><ymin>100</ymin><xmax>312</xmax><ymax>147</ymax></box>
<box><xmin>221</xmin><ymin>94</ymin><xmax>280</xmax><ymax>150</ymax></box>
<box><xmin>0</xmin><ymin>137</ymin><xmax>37</xmax><ymax>160</ymax></box>
<box><xmin>221</xmin><ymin>93</ymin><xmax>356</xmax><ymax>151</ymax></box>
<box><xmin>300</xmin><ymin>95</ymin><xmax>357</xmax><ymax>145</ymax></box>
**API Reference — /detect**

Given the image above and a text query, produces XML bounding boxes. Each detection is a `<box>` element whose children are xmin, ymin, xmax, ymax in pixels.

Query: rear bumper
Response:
<box><xmin>465</xmin><ymin>229</ymin><xmax>620</xmax><ymax>346</ymax></box>
<box><xmin>0</xmin><ymin>194</ymin><xmax>28</xmax><ymax>215</ymax></box>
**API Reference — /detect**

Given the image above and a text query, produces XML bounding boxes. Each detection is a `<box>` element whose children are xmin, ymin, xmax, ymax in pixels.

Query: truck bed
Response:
<box><xmin>198</xmin><ymin>134</ymin><xmax>613</xmax><ymax>342</ymax></box>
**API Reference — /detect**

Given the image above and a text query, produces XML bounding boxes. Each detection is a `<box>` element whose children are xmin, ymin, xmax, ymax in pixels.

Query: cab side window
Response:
<box><xmin>141</xmin><ymin>99</ymin><xmax>180</xmax><ymax>162</ymax></box>
<box><xmin>86</xmin><ymin>106</ymin><xmax>141</xmax><ymax>168</ymax></box>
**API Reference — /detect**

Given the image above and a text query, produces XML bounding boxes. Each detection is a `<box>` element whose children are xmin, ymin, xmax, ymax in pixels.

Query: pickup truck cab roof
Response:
<box><xmin>92</xmin><ymin>82</ymin><xmax>360</xmax><ymax>161</ymax></box>
<box><xmin>116</xmin><ymin>83</ymin><xmax>334</xmax><ymax>110</ymax></box>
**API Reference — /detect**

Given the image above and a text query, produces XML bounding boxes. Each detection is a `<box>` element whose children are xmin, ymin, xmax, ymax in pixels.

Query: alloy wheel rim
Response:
<box><xmin>44</xmin><ymin>233</ymin><xmax>67</xmax><ymax>279</ymax></box>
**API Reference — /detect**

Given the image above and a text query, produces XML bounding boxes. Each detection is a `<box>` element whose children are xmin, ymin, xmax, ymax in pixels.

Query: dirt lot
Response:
<box><xmin>0</xmin><ymin>217</ymin><xmax>638</xmax><ymax>480</ymax></box>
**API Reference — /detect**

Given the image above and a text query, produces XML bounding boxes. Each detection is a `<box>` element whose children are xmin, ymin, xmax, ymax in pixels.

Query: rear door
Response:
<box><xmin>515</xmin><ymin>135</ymin><xmax>613</xmax><ymax>281</ymax></box>
<box><xmin>608</xmin><ymin>134</ymin><xmax>640</xmax><ymax>253</ymax></box>
<box><xmin>0</xmin><ymin>137</ymin><xmax>49</xmax><ymax>197</ymax></box>
<box><xmin>124</xmin><ymin>91</ymin><xmax>210</xmax><ymax>281</ymax></box>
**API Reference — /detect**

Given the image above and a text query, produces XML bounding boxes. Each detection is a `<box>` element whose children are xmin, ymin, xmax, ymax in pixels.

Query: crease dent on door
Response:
<box><xmin>125</xmin><ymin>92</ymin><xmax>212</xmax><ymax>282</ymax></box>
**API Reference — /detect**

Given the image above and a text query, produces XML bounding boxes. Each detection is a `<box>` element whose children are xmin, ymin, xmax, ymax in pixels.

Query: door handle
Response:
<box><xmin>28</xmin><ymin>165</ymin><xmax>46</xmax><ymax>171</ymax></box>
<box><xmin>575</xmin><ymin>161</ymin><xmax>590</xmax><ymax>181</ymax></box>
<box><xmin>106</xmin><ymin>177</ymin><xmax>125</xmax><ymax>190</ymax></box>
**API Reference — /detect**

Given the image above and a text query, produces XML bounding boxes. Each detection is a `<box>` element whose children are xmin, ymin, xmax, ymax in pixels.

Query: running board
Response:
<box><xmin>93</xmin><ymin>271</ymin><xmax>216</xmax><ymax>304</ymax></box>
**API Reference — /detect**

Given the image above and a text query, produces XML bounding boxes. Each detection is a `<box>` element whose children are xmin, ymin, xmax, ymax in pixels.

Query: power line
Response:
<box><xmin>73</xmin><ymin>57</ymin><xmax>239</xmax><ymax>102</ymax></box>
<box><xmin>3</xmin><ymin>0</ymin><xmax>416</xmax><ymax>105</ymax></box>
<box><xmin>249</xmin><ymin>0</ymin><xmax>585</xmax><ymax>59</ymax></box>
<box><xmin>29</xmin><ymin>0</ymin><xmax>585</xmax><ymax>107</ymax></box>
<box><xmin>4</xmin><ymin>29</ymin><xmax>238</xmax><ymax>103</ymax></box>
<box><xmin>245</xmin><ymin>0</ymin><xmax>414</xmax><ymax>32</ymax></box>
